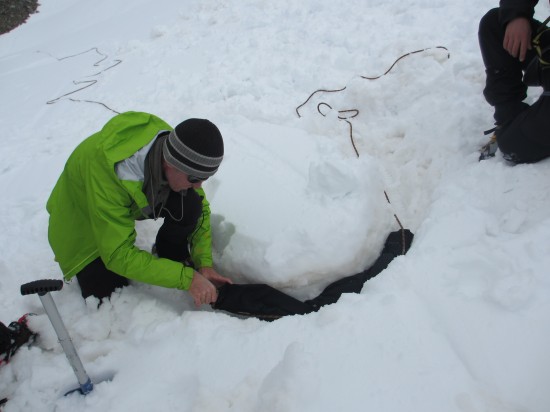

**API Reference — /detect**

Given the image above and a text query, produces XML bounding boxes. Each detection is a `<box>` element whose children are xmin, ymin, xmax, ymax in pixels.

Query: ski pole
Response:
<box><xmin>20</xmin><ymin>279</ymin><xmax>94</xmax><ymax>395</ymax></box>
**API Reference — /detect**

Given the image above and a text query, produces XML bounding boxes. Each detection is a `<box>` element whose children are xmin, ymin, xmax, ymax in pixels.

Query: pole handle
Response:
<box><xmin>21</xmin><ymin>279</ymin><xmax>63</xmax><ymax>296</ymax></box>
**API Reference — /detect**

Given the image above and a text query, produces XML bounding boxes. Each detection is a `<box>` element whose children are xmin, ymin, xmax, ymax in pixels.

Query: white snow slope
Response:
<box><xmin>1</xmin><ymin>0</ymin><xmax>549</xmax><ymax>411</ymax></box>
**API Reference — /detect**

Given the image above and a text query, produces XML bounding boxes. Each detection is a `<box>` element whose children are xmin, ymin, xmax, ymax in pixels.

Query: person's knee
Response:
<box><xmin>479</xmin><ymin>8</ymin><xmax>500</xmax><ymax>36</ymax></box>
<box><xmin>76</xmin><ymin>258</ymin><xmax>129</xmax><ymax>300</ymax></box>
<box><xmin>479</xmin><ymin>8</ymin><xmax>507</xmax><ymax>70</ymax></box>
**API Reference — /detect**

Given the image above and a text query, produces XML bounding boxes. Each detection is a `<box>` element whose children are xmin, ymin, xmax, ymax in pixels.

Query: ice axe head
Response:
<box><xmin>21</xmin><ymin>279</ymin><xmax>63</xmax><ymax>296</ymax></box>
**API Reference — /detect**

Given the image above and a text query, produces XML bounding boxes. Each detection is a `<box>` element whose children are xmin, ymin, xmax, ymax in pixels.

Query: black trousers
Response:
<box><xmin>76</xmin><ymin>189</ymin><xmax>203</xmax><ymax>300</ymax></box>
<box><xmin>479</xmin><ymin>8</ymin><xmax>550</xmax><ymax>163</ymax></box>
<box><xmin>212</xmin><ymin>229</ymin><xmax>414</xmax><ymax>321</ymax></box>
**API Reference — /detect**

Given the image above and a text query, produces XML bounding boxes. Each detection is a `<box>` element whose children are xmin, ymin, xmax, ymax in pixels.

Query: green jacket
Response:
<box><xmin>47</xmin><ymin>111</ymin><xmax>213</xmax><ymax>290</ymax></box>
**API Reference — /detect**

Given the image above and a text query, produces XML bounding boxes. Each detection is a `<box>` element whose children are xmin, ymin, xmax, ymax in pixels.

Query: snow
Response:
<box><xmin>1</xmin><ymin>0</ymin><xmax>550</xmax><ymax>411</ymax></box>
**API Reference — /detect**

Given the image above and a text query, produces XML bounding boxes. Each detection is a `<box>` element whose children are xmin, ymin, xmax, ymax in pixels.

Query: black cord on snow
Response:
<box><xmin>42</xmin><ymin>47</ymin><xmax>122</xmax><ymax>114</ymax></box>
<box><xmin>293</xmin><ymin>48</ymin><xmax>451</xmax><ymax>235</ymax></box>
<box><xmin>295</xmin><ymin>46</ymin><xmax>450</xmax><ymax>158</ymax></box>
<box><xmin>384</xmin><ymin>190</ymin><xmax>407</xmax><ymax>254</ymax></box>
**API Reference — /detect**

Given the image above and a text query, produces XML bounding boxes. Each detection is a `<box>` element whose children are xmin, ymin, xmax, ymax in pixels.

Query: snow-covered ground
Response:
<box><xmin>1</xmin><ymin>0</ymin><xmax>549</xmax><ymax>411</ymax></box>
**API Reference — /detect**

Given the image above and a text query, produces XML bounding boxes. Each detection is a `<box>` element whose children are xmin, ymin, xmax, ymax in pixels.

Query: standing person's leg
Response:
<box><xmin>478</xmin><ymin>8</ymin><xmax>537</xmax><ymax>126</ymax></box>
<box><xmin>479</xmin><ymin>9</ymin><xmax>550</xmax><ymax>163</ymax></box>
<box><xmin>154</xmin><ymin>189</ymin><xmax>203</xmax><ymax>263</ymax></box>
<box><xmin>495</xmin><ymin>25</ymin><xmax>550</xmax><ymax>163</ymax></box>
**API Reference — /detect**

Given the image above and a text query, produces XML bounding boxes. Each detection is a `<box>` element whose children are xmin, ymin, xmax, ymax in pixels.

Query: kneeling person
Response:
<box><xmin>47</xmin><ymin>112</ymin><xmax>232</xmax><ymax>305</ymax></box>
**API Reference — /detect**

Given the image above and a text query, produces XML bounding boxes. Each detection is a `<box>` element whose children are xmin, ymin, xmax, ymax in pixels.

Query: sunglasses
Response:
<box><xmin>187</xmin><ymin>175</ymin><xmax>208</xmax><ymax>184</ymax></box>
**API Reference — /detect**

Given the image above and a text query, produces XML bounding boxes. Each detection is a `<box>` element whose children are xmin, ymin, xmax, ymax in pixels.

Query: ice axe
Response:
<box><xmin>20</xmin><ymin>279</ymin><xmax>95</xmax><ymax>395</ymax></box>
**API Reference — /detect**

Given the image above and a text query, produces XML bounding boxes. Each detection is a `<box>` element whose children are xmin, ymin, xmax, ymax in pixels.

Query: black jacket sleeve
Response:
<box><xmin>499</xmin><ymin>0</ymin><xmax>538</xmax><ymax>27</ymax></box>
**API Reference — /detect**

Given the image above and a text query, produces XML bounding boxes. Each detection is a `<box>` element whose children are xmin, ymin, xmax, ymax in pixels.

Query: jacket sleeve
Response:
<box><xmin>189</xmin><ymin>187</ymin><xmax>214</xmax><ymax>269</ymax></box>
<box><xmin>498</xmin><ymin>0</ymin><xmax>538</xmax><ymax>27</ymax></box>
<box><xmin>85</xmin><ymin>154</ymin><xmax>195</xmax><ymax>290</ymax></box>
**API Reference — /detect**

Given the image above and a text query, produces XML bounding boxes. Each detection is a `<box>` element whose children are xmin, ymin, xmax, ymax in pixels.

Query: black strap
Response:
<box><xmin>213</xmin><ymin>229</ymin><xmax>414</xmax><ymax>321</ymax></box>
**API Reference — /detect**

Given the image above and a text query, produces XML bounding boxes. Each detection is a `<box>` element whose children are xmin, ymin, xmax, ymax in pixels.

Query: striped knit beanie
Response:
<box><xmin>163</xmin><ymin>118</ymin><xmax>224</xmax><ymax>178</ymax></box>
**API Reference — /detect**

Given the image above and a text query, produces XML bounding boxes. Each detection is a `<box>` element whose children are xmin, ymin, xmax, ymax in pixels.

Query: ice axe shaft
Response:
<box><xmin>20</xmin><ymin>279</ymin><xmax>93</xmax><ymax>395</ymax></box>
<box><xmin>38</xmin><ymin>291</ymin><xmax>92</xmax><ymax>393</ymax></box>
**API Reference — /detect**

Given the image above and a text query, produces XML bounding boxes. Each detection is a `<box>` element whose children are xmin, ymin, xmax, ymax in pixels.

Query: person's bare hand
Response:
<box><xmin>199</xmin><ymin>267</ymin><xmax>233</xmax><ymax>287</ymax></box>
<box><xmin>503</xmin><ymin>17</ymin><xmax>532</xmax><ymax>61</ymax></box>
<box><xmin>188</xmin><ymin>272</ymin><xmax>218</xmax><ymax>307</ymax></box>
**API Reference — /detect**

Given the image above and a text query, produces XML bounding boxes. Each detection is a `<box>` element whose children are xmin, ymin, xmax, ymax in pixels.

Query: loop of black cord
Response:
<box><xmin>296</xmin><ymin>46</ymin><xmax>450</xmax><ymax>158</ymax></box>
<box><xmin>317</xmin><ymin>103</ymin><xmax>359</xmax><ymax>120</ymax></box>
<box><xmin>317</xmin><ymin>103</ymin><xmax>360</xmax><ymax>156</ymax></box>
<box><xmin>43</xmin><ymin>47</ymin><xmax>121</xmax><ymax>114</ymax></box>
